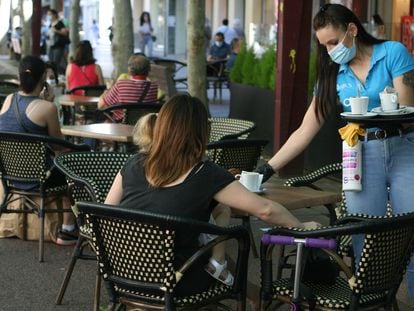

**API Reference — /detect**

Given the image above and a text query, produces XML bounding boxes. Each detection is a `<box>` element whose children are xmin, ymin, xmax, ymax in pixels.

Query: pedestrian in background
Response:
<box><xmin>139</xmin><ymin>12</ymin><xmax>154</xmax><ymax>58</ymax></box>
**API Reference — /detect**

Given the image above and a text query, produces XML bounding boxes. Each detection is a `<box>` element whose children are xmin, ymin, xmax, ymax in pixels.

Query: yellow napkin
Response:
<box><xmin>338</xmin><ymin>123</ymin><xmax>366</xmax><ymax>147</ymax></box>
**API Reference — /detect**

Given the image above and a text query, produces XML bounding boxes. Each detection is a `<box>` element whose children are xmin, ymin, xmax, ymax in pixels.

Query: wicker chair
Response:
<box><xmin>206</xmin><ymin>138</ymin><xmax>268</xmax><ymax>258</ymax></box>
<box><xmin>0</xmin><ymin>131</ymin><xmax>90</xmax><ymax>262</ymax></box>
<box><xmin>209</xmin><ymin>117</ymin><xmax>256</xmax><ymax>143</ymax></box>
<box><xmin>66</xmin><ymin>84</ymin><xmax>106</xmax><ymax>96</ymax></box>
<box><xmin>77</xmin><ymin>201</ymin><xmax>251</xmax><ymax>311</ymax></box>
<box><xmin>53</xmin><ymin>151</ymin><xmax>133</xmax><ymax>310</ymax></box>
<box><xmin>95</xmin><ymin>101</ymin><xmax>163</xmax><ymax>125</ymax></box>
<box><xmin>0</xmin><ymin>81</ymin><xmax>19</xmax><ymax>106</ymax></box>
<box><xmin>260</xmin><ymin>212</ymin><xmax>414</xmax><ymax>310</ymax></box>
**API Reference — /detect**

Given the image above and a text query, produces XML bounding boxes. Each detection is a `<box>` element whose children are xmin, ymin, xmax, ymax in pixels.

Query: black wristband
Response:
<box><xmin>255</xmin><ymin>163</ymin><xmax>275</xmax><ymax>183</ymax></box>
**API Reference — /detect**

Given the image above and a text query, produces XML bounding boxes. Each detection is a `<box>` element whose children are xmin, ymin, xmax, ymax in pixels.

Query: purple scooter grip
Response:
<box><xmin>262</xmin><ymin>234</ymin><xmax>336</xmax><ymax>250</ymax></box>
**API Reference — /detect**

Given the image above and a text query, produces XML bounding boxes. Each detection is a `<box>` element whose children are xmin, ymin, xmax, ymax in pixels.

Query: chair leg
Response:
<box><xmin>93</xmin><ymin>266</ymin><xmax>101</xmax><ymax>311</ymax></box>
<box><xmin>242</xmin><ymin>216</ymin><xmax>258</xmax><ymax>258</ymax></box>
<box><xmin>39</xmin><ymin>199</ymin><xmax>45</xmax><ymax>262</ymax></box>
<box><xmin>55</xmin><ymin>235</ymin><xmax>85</xmax><ymax>305</ymax></box>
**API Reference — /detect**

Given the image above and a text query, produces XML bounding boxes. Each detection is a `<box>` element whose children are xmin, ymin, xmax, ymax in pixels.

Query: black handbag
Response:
<box><xmin>301</xmin><ymin>248</ymin><xmax>339</xmax><ymax>285</ymax></box>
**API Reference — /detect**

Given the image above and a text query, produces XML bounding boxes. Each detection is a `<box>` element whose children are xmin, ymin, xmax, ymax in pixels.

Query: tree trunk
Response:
<box><xmin>187</xmin><ymin>0</ymin><xmax>207</xmax><ymax>107</ymax></box>
<box><xmin>112</xmin><ymin>0</ymin><xmax>134</xmax><ymax>79</ymax></box>
<box><xmin>69</xmin><ymin>0</ymin><xmax>81</xmax><ymax>60</ymax></box>
<box><xmin>31</xmin><ymin>0</ymin><xmax>42</xmax><ymax>56</ymax></box>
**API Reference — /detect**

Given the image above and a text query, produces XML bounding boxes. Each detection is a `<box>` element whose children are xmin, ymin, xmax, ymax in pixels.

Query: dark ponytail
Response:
<box><xmin>19</xmin><ymin>56</ymin><xmax>46</xmax><ymax>93</ymax></box>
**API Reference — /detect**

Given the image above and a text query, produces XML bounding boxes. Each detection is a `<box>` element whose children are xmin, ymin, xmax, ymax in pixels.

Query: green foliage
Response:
<box><xmin>241</xmin><ymin>47</ymin><xmax>257</xmax><ymax>85</ymax></box>
<box><xmin>308</xmin><ymin>49</ymin><xmax>316</xmax><ymax>96</ymax></box>
<box><xmin>255</xmin><ymin>45</ymin><xmax>276</xmax><ymax>90</ymax></box>
<box><xmin>229</xmin><ymin>44</ymin><xmax>276</xmax><ymax>90</ymax></box>
<box><xmin>229</xmin><ymin>43</ymin><xmax>246</xmax><ymax>83</ymax></box>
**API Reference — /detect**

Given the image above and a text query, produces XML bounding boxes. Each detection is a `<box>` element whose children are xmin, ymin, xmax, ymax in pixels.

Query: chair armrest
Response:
<box><xmin>284</xmin><ymin>163</ymin><xmax>342</xmax><ymax>188</ymax></box>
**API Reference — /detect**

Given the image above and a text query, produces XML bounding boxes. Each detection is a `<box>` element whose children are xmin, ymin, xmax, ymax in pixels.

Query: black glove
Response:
<box><xmin>254</xmin><ymin>162</ymin><xmax>275</xmax><ymax>183</ymax></box>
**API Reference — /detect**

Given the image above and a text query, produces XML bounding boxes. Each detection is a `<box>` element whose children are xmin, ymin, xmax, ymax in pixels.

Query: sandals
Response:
<box><xmin>205</xmin><ymin>258</ymin><xmax>234</xmax><ymax>286</ymax></box>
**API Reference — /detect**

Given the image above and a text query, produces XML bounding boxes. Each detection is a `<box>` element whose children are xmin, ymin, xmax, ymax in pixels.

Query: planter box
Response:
<box><xmin>229</xmin><ymin>82</ymin><xmax>275</xmax><ymax>154</ymax></box>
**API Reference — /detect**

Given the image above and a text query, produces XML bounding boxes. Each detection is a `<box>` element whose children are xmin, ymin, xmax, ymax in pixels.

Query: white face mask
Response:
<box><xmin>215</xmin><ymin>41</ymin><xmax>223</xmax><ymax>47</ymax></box>
<box><xmin>328</xmin><ymin>30</ymin><xmax>356</xmax><ymax>65</ymax></box>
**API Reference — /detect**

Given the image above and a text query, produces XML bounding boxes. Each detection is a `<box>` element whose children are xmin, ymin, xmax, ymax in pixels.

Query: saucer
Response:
<box><xmin>340</xmin><ymin>112</ymin><xmax>378</xmax><ymax>119</ymax></box>
<box><xmin>251</xmin><ymin>188</ymin><xmax>266</xmax><ymax>194</ymax></box>
<box><xmin>371</xmin><ymin>106</ymin><xmax>407</xmax><ymax>115</ymax></box>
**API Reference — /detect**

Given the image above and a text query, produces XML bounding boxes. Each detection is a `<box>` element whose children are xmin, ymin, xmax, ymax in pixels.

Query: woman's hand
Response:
<box><xmin>40</xmin><ymin>82</ymin><xmax>55</xmax><ymax>102</ymax></box>
<box><xmin>302</xmin><ymin>221</ymin><xmax>323</xmax><ymax>230</ymax></box>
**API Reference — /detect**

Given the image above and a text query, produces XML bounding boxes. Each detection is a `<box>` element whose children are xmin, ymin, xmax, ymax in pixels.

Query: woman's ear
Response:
<box><xmin>349</xmin><ymin>23</ymin><xmax>358</xmax><ymax>37</ymax></box>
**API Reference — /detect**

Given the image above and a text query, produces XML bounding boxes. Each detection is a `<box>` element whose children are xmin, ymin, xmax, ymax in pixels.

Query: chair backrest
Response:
<box><xmin>96</xmin><ymin>102</ymin><xmax>163</xmax><ymax>125</ymax></box>
<box><xmin>0</xmin><ymin>81</ymin><xmax>19</xmax><ymax>100</ymax></box>
<box><xmin>206</xmin><ymin>139</ymin><xmax>268</xmax><ymax>171</ymax></box>
<box><xmin>349</xmin><ymin>214</ymin><xmax>414</xmax><ymax>296</ymax></box>
<box><xmin>209</xmin><ymin>117</ymin><xmax>256</xmax><ymax>143</ymax></box>
<box><xmin>148</xmin><ymin>64</ymin><xmax>177</xmax><ymax>99</ymax></box>
<box><xmin>0</xmin><ymin>131</ymin><xmax>90</xmax><ymax>192</ymax></box>
<box><xmin>54</xmin><ymin>151</ymin><xmax>132</xmax><ymax>204</ymax></box>
<box><xmin>66</xmin><ymin>84</ymin><xmax>106</xmax><ymax>96</ymax></box>
<box><xmin>77</xmin><ymin>201</ymin><xmax>250</xmax><ymax>307</ymax></box>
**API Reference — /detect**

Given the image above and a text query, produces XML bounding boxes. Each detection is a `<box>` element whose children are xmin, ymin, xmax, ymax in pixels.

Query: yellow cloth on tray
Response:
<box><xmin>338</xmin><ymin>123</ymin><xmax>366</xmax><ymax>147</ymax></box>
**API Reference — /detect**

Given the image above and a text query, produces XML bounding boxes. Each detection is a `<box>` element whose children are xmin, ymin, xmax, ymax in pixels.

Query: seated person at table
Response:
<box><xmin>226</xmin><ymin>37</ymin><xmax>242</xmax><ymax>71</ymax></box>
<box><xmin>133</xmin><ymin>112</ymin><xmax>235</xmax><ymax>285</ymax></box>
<box><xmin>65</xmin><ymin>40</ymin><xmax>104</xmax><ymax>94</ymax></box>
<box><xmin>98</xmin><ymin>54</ymin><xmax>158</xmax><ymax>122</ymax></box>
<box><xmin>105</xmin><ymin>94</ymin><xmax>320</xmax><ymax>304</ymax></box>
<box><xmin>0</xmin><ymin>55</ymin><xmax>79</xmax><ymax>246</ymax></box>
<box><xmin>207</xmin><ymin>32</ymin><xmax>231</xmax><ymax>62</ymax></box>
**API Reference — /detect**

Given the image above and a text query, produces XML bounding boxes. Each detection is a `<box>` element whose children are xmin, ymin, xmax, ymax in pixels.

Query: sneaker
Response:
<box><xmin>56</xmin><ymin>229</ymin><xmax>79</xmax><ymax>246</ymax></box>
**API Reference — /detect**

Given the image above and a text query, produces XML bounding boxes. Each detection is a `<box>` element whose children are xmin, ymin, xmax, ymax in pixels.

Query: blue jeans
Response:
<box><xmin>345</xmin><ymin>131</ymin><xmax>414</xmax><ymax>301</ymax></box>
<box><xmin>140</xmin><ymin>35</ymin><xmax>153</xmax><ymax>57</ymax></box>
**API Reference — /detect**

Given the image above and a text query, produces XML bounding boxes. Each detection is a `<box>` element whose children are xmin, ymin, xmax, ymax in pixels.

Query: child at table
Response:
<box><xmin>133</xmin><ymin>113</ymin><xmax>234</xmax><ymax>286</ymax></box>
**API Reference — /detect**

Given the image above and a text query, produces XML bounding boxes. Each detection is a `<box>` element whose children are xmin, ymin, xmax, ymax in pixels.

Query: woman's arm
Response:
<box><xmin>214</xmin><ymin>181</ymin><xmax>319</xmax><ymax>229</ymax></box>
<box><xmin>267</xmin><ymin>98</ymin><xmax>324</xmax><ymax>171</ymax></box>
<box><xmin>397</xmin><ymin>71</ymin><xmax>414</xmax><ymax>106</ymax></box>
<box><xmin>105</xmin><ymin>172</ymin><xmax>124</xmax><ymax>205</ymax></box>
<box><xmin>65</xmin><ymin>64</ymin><xmax>71</xmax><ymax>90</ymax></box>
<box><xmin>95</xmin><ymin>64</ymin><xmax>105</xmax><ymax>85</ymax></box>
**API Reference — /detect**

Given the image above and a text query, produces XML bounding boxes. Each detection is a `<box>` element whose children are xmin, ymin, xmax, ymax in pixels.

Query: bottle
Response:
<box><xmin>342</xmin><ymin>140</ymin><xmax>362</xmax><ymax>191</ymax></box>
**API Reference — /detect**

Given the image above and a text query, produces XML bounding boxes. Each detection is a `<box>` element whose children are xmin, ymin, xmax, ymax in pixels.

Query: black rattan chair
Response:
<box><xmin>0</xmin><ymin>131</ymin><xmax>90</xmax><ymax>262</ymax></box>
<box><xmin>53</xmin><ymin>151</ymin><xmax>133</xmax><ymax>310</ymax></box>
<box><xmin>77</xmin><ymin>201</ymin><xmax>250</xmax><ymax>311</ymax></box>
<box><xmin>260</xmin><ymin>212</ymin><xmax>414</xmax><ymax>310</ymax></box>
<box><xmin>95</xmin><ymin>101</ymin><xmax>163</xmax><ymax>125</ymax></box>
<box><xmin>66</xmin><ymin>84</ymin><xmax>106</xmax><ymax>96</ymax></box>
<box><xmin>0</xmin><ymin>80</ymin><xmax>19</xmax><ymax>106</ymax></box>
<box><xmin>209</xmin><ymin>117</ymin><xmax>256</xmax><ymax>143</ymax></box>
<box><xmin>207</xmin><ymin>138</ymin><xmax>268</xmax><ymax>258</ymax></box>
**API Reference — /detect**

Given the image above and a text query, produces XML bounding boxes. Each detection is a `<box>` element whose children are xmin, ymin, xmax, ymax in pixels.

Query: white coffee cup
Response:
<box><xmin>343</xmin><ymin>96</ymin><xmax>369</xmax><ymax>115</ymax></box>
<box><xmin>379</xmin><ymin>92</ymin><xmax>398</xmax><ymax>111</ymax></box>
<box><xmin>235</xmin><ymin>171</ymin><xmax>263</xmax><ymax>192</ymax></box>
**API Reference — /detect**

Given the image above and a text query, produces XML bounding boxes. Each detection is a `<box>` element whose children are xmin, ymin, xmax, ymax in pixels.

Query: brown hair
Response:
<box><xmin>144</xmin><ymin>94</ymin><xmax>209</xmax><ymax>187</ymax></box>
<box><xmin>133</xmin><ymin>113</ymin><xmax>157</xmax><ymax>153</ymax></box>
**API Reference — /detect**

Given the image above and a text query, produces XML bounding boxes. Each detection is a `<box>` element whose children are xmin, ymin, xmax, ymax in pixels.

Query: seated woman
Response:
<box><xmin>105</xmin><ymin>94</ymin><xmax>319</xmax><ymax>305</ymax></box>
<box><xmin>65</xmin><ymin>40</ymin><xmax>104</xmax><ymax>94</ymax></box>
<box><xmin>0</xmin><ymin>55</ymin><xmax>79</xmax><ymax>246</ymax></box>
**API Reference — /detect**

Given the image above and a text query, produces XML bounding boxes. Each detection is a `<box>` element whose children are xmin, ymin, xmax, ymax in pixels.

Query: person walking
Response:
<box><xmin>138</xmin><ymin>12</ymin><xmax>154</xmax><ymax>58</ymax></box>
<box><xmin>46</xmin><ymin>9</ymin><xmax>69</xmax><ymax>74</ymax></box>
<box><xmin>216</xmin><ymin>19</ymin><xmax>237</xmax><ymax>45</ymax></box>
<box><xmin>255</xmin><ymin>3</ymin><xmax>414</xmax><ymax>302</ymax></box>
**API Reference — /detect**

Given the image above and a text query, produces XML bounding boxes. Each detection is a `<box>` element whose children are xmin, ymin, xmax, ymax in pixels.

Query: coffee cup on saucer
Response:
<box><xmin>235</xmin><ymin>171</ymin><xmax>263</xmax><ymax>192</ymax></box>
<box><xmin>343</xmin><ymin>96</ymin><xmax>369</xmax><ymax>115</ymax></box>
<box><xmin>379</xmin><ymin>92</ymin><xmax>398</xmax><ymax>111</ymax></box>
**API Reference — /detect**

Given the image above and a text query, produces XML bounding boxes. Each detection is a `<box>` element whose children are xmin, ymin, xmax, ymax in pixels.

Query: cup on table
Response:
<box><xmin>379</xmin><ymin>92</ymin><xmax>398</xmax><ymax>111</ymax></box>
<box><xmin>235</xmin><ymin>171</ymin><xmax>263</xmax><ymax>192</ymax></box>
<box><xmin>343</xmin><ymin>96</ymin><xmax>369</xmax><ymax>115</ymax></box>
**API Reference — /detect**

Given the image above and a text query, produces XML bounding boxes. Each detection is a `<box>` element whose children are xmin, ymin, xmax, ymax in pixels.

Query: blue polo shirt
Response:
<box><xmin>336</xmin><ymin>41</ymin><xmax>414</xmax><ymax>112</ymax></box>
<box><xmin>208</xmin><ymin>42</ymin><xmax>231</xmax><ymax>60</ymax></box>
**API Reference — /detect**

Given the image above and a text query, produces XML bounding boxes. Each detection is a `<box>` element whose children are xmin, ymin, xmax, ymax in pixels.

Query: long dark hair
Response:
<box><xmin>140</xmin><ymin>12</ymin><xmax>152</xmax><ymax>26</ymax></box>
<box><xmin>145</xmin><ymin>94</ymin><xmax>209</xmax><ymax>188</ymax></box>
<box><xmin>72</xmin><ymin>40</ymin><xmax>95</xmax><ymax>66</ymax></box>
<box><xmin>312</xmin><ymin>4</ymin><xmax>385</xmax><ymax>121</ymax></box>
<box><xmin>19</xmin><ymin>56</ymin><xmax>46</xmax><ymax>93</ymax></box>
